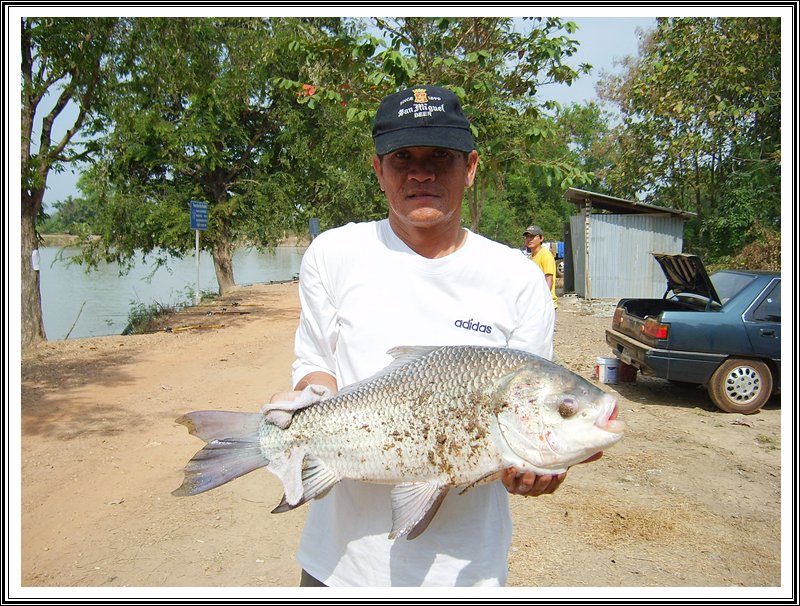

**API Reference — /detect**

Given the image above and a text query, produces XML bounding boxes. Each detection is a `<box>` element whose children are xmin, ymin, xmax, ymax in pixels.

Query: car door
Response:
<box><xmin>743</xmin><ymin>279</ymin><xmax>781</xmax><ymax>360</ymax></box>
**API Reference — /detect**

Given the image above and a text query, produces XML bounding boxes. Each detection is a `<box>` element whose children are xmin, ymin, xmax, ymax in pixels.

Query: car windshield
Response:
<box><xmin>710</xmin><ymin>271</ymin><xmax>757</xmax><ymax>303</ymax></box>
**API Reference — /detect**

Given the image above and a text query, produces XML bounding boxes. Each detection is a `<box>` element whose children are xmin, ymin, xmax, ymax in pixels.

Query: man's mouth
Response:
<box><xmin>407</xmin><ymin>190</ymin><xmax>438</xmax><ymax>200</ymax></box>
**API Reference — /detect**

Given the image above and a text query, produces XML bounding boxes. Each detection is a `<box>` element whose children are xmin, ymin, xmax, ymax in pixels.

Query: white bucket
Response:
<box><xmin>595</xmin><ymin>356</ymin><xmax>619</xmax><ymax>384</ymax></box>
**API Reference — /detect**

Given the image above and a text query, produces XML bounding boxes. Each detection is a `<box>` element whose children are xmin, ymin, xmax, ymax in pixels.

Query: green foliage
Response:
<box><xmin>22</xmin><ymin>18</ymin><xmax>120</xmax><ymax>195</ymax></box>
<box><xmin>122</xmin><ymin>298</ymin><xmax>181</xmax><ymax>335</ymax></box>
<box><xmin>701</xmin><ymin>171</ymin><xmax>778</xmax><ymax>258</ymax></box>
<box><xmin>468</xmin><ymin>194</ymin><xmax>522</xmax><ymax>248</ymax></box>
<box><xmin>598</xmin><ymin>17</ymin><xmax>781</xmax><ymax>262</ymax></box>
<box><xmin>469</xmin><ymin>103</ymin><xmax>602</xmax><ymax>245</ymax></box>
<box><xmin>279</xmin><ymin>17</ymin><xmax>594</xmax><ymax>232</ymax></box>
<box><xmin>122</xmin><ymin>287</ymin><xmax>217</xmax><ymax>335</ymax></box>
<box><xmin>79</xmin><ymin>18</ymin><xmax>324</xmax><ymax>282</ymax></box>
<box><xmin>26</xmin><ymin>15</ymin><xmax>785</xmax><ymax>322</ymax></box>
<box><xmin>37</xmin><ymin>195</ymin><xmax>96</xmax><ymax>234</ymax></box>
<box><xmin>706</xmin><ymin>222</ymin><xmax>781</xmax><ymax>273</ymax></box>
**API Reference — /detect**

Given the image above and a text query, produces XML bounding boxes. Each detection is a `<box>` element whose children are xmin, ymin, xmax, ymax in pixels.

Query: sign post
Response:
<box><xmin>189</xmin><ymin>201</ymin><xmax>208</xmax><ymax>305</ymax></box>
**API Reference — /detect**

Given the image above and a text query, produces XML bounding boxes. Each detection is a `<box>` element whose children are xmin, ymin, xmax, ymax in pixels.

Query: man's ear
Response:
<box><xmin>372</xmin><ymin>155</ymin><xmax>385</xmax><ymax>192</ymax></box>
<box><xmin>465</xmin><ymin>150</ymin><xmax>480</xmax><ymax>188</ymax></box>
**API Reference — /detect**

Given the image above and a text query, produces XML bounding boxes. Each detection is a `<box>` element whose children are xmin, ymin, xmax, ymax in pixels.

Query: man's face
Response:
<box><xmin>373</xmin><ymin>147</ymin><xmax>479</xmax><ymax>230</ymax></box>
<box><xmin>525</xmin><ymin>233</ymin><xmax>542</xmax><ymax>249</ymax></box>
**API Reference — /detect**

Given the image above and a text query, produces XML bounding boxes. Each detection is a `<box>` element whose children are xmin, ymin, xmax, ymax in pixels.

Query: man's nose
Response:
<box><xmin>406</xmin><ymin>158</ymin><xmax>436</xmax><ymax>181</ymax></box>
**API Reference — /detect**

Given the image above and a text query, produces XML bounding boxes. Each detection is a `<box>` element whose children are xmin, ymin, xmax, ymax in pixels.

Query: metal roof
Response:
<box><xmin>564</xmin><ymin>188</ymin><xmax>696</xmax><ymax>220</ymax></box>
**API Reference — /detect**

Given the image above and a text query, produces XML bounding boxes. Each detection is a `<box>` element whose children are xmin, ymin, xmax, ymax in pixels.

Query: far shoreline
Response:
<box><xmin>39</xmin><ymin>233</ymin><xmax>311</xmax><ymax>248</ymax></box>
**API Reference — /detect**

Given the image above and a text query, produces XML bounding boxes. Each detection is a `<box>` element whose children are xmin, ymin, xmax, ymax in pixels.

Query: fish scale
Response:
<box><xmin>173</xmin><ymin>344</ymin><xmax>624</xmax><ymax>539</ymax></box>
<box><xmin>257</xmin><ymin>346</ymin><xmax>525</xmax><ymax>483</ymax></box>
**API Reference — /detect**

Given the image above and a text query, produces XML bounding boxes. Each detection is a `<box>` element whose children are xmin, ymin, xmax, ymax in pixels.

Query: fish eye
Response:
<box><xmin>558</xmin><ymin>398</ymin><xmax>577</xmax><ymax>418</ymax></box>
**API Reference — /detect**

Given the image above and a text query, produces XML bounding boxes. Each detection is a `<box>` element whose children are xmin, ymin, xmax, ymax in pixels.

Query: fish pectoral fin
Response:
<box><xmin>300</xmin><ymin>454</ymin><xmax>340</xmax><ymax>502</ymax></box>
<box><xmin>262</xmin><ymin>385</ymin><xmax>333</xmax><ymax>429</ymax></box>
<box><xmin>389</xmin><ymin>481</ymin><xmax>450</xmax><ymax>541</ymax></box>
<box><xmin>269</xmin><ymin>452</ymin><xmax>340</xmax><ymax>514</ymax></box>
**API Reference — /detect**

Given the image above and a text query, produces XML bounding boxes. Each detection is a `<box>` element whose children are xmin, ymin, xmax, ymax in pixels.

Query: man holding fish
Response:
<box><xmin>174</xmin><ymin>85</ymin><xmax>621</xmax><ymax>587</ymax></box>
<box><xmin>269</xmin><ymin>85</ymin><xmax>616</xmax><ymax>586</ymax></box>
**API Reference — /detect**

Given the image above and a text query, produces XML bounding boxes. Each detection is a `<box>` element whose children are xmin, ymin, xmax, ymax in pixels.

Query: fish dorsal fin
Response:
<box><xmin>270</xmin><ymin>453</ymin><xmax>340</xmax><ymax>514</ymax></box>
<box><xmin>386</xmin><ymin>345</ymin><xmax>441</xmax><ymax>361</ymax></box>
<box><xmin>389</xmin><ymin>481</ymin><xmax>450</xmax><ymax>540</ymax></box>
<box><xmin>337</xmin><ymin>346</ymin><xmax>441</xmax><ymax>399</ymax></box>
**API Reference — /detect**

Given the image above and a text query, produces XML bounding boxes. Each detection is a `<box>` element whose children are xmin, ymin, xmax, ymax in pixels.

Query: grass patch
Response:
<box><xmin>756</xmin><ymin>434</ymin><xmax>779</xmax><ymax>450</ymax></box>
<box><xmin>122</xmin><ymin>288</ymin><xmax>217</xmax><ymax>335</ymax></box>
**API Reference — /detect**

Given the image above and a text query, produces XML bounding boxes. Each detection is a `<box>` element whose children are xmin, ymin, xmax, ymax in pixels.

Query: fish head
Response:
<box><xmin>493</xmin><ymin>363</ymin><xmax>625</xmax><ymax>474</ymax></box>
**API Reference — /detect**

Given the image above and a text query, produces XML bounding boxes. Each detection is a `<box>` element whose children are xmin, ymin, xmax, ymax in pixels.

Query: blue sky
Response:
<box><xmin>36</xmin><ymin>16</ymin><xmax>655</xmax><ymax>209</ymax></box>
<box><xmin>540</xmin><ymin>17</ymin><xmax>655</xmax><ymax>106</ymax></box>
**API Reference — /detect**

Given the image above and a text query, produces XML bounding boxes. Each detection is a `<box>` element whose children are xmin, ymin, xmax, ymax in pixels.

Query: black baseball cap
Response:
<box><xmin>372</xmin><ymin>85</ymin><xmax>475</xmax><ymax>155</ymax></box>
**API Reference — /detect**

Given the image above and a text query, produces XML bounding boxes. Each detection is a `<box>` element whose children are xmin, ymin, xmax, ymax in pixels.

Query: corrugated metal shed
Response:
<box><xmin>563</xmin><ymin>188</ymin><xmax>696</xmax><ymax>299</ymax></box>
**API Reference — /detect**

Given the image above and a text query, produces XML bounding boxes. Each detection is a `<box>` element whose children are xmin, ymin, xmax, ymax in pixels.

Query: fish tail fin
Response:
<box><xmin>173</xmin><ymin>411</ymin><xmax>267</xmax><ymax>496</ymax></box>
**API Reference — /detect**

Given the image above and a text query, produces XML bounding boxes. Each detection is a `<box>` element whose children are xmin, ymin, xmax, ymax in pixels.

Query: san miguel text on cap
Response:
<box><xmin>372</xmin><ymin>85</ymin><xmax>475</xmax><ymax>155</ymax></box>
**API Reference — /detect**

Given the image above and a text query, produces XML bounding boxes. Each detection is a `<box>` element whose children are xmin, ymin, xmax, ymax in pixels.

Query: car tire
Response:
<box><xmin>708</xmin><ymin>358</ymin><xmax>773</xmax><ymax>414</ymax></box>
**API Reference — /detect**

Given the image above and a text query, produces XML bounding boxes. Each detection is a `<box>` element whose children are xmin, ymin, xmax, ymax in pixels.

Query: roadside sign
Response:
<box><xmin>189</xmin><ymin>200</ymin><xmax>208</xmax><ymax>305</ymax></box>
<box><xmin>309</xmin><ymin>217</ymin><xmax>320</xmax><ymax>239</ymax></box>
<box><xmin>190</xmin><ymin>200</ymin><xmax>208</xmax><ymax>230</ymax></box>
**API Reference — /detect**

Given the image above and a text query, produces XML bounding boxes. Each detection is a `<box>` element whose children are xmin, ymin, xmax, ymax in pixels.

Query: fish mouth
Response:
<box><xmin>596</xmin><ymin>397</ymin><xmax>625</xmax><ymax>433</ymax></box>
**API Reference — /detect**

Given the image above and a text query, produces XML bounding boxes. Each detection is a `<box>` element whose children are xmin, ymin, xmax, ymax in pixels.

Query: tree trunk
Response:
<box><xmin>211</xmin><ymin>219</ymin><xmax>236</xmax><ymax>295</ymax></box>
<box><xmin>21</xmin><ymin>189</ymin><xmax>47</xmax><ymax>347</ymax></box>
<box><xmin>468</xmin><ymin>177</ymin><xmax>483</xmax><ymax>232</ymax></box>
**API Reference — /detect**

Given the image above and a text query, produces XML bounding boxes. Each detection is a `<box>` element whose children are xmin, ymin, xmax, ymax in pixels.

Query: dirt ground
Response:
<box><xmin>17</xmin><ymin>281</ymin><xmax>786</xmax><ymax>597</ymax></box>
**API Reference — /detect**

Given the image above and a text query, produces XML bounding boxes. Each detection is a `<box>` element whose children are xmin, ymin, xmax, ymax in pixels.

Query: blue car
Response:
<box><xmin>605</xmin><ymin>254</ymin><xmax>781</xmax><ymax>414</ymax></box>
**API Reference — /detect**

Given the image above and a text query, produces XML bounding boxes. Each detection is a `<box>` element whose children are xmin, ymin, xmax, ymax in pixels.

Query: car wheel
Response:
<box><xmin>708</xmin><ymin>358</ymin><xmax>773</xmax><ymax>414</ymax></box>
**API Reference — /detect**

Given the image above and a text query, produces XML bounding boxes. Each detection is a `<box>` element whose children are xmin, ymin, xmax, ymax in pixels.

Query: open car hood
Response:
<box><xmin>651</xmin><ymin>253</ymin><xmax>721</xmax><ymax>304</ymax></box>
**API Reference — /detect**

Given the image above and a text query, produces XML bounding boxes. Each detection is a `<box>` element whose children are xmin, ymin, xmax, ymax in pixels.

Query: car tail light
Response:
<box><xmin>612</xmin><ymin>307</ymin><xmax>624</xmax><ymax>328</ymax></box>
<box><xmin>642</xmin><ymin>317</ymin><xmax>669</xmax><ymax>340</ymax></box>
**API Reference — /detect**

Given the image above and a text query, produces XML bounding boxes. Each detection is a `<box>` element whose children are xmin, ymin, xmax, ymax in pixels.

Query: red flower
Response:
<box><xmin>302</xmin><ymin>83</ymin><xmax>317</xmax><ymax>96</ymax></box>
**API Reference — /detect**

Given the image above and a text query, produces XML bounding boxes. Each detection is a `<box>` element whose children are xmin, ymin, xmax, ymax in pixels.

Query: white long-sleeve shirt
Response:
<box><xmin>291</xmin><ymin>219</ymin><xmax>554</xmax><ymax>586</ymax></box>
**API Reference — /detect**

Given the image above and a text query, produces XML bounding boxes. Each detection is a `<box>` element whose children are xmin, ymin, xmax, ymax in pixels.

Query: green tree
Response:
<box><xmin>271</xmin><ymin>95</ymin><xmax>386</xmax><ymax>231</ymax></box>
<box><xmin>80</xmin><ymin>18</ymin><xmax>355</xmax><ymax>292</ymax></box>
<box><xmin>599</xmin><ymin>17</ymin><xmax>780</xmax><ymax>259</ymax></box>
<box><xmin>279</xmin><ymin>17</ymin><xmax>594</xmax><ymax>232</ymax></box>
<box><xmin>21</xmin><ymin>17</ymin><xmax>120</xmax><ymax>347</ymax></box>
<box><xmin>492</xmin><ymin>103</ymin><xmax>611</xmax><ymax>245</ymax></box>
<box><xmin>37</xmin><ymin>194</ymin><xmax>96</xmax><ymax>234</ymax></box>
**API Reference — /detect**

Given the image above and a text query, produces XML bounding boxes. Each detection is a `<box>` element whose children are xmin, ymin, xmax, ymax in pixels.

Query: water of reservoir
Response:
<box><xmin>38</xmin><ymin>246</ymin><xmax>305</xmax><ymax>340</ymax></box>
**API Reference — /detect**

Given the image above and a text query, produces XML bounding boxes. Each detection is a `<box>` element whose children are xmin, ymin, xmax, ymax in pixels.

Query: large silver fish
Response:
<box><xmin>173</xmin><ymin>345</ymin><xmax>624</xmax><ymax>539</ymax></box>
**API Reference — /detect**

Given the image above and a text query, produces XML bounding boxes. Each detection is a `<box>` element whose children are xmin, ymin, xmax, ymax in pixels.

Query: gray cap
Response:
<box><xmin>523</xmin><ymin>225</ymin><xmax>543</xmax><ymax>237</ymax></box>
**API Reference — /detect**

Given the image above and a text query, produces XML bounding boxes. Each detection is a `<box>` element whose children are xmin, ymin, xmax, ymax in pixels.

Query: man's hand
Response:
<box><xmin>502</xmin><ymin>469</ymin><xmax>566</xmax><ymax>496</ymax></box>
<box><xmin>263</xmin><ymin>384</ymin><xmax>334</xmax><ymax>429</ymax></box>
<box><xmin>502</xmin><ymin>452</ymin><xmax>603</xmax><ymax>497</ymax></box>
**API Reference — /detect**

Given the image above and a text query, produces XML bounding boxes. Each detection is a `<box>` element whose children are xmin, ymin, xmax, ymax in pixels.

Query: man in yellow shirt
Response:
<box><xmin>523</xmin><ymin>225</ymin><xmax>558</xmax><ymax>309</ymax></box>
